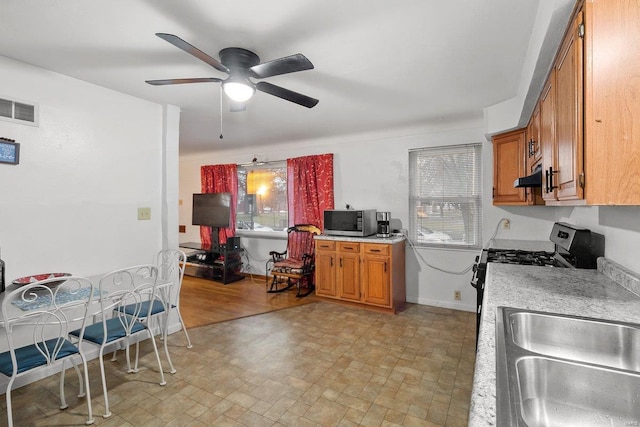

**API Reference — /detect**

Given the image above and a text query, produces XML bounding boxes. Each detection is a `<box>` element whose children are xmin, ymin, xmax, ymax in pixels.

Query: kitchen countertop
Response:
<box><xmin>469</xmin><ymin>258</ymin><xmax>640</xmax><ymax>426</ymax></box>
<box><xmin>315</xmin><ymin>234</ymin><xmax>406</xmax><ymax>244</ymax></box>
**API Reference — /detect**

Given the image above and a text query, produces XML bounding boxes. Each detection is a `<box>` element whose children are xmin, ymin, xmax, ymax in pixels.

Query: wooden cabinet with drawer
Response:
<box><xmin>315</xmin><ymin>240</ymin><xmax>337</xmax><ymax>297</ymax></box>
<box><xmin>314</xmin><ymin>238</ymin><xmax>406</xmax><ymax>313</ymax></box>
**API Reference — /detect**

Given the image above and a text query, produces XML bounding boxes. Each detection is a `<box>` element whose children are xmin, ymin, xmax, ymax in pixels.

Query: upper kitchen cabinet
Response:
<box><xmin>526</xmin><ymin>103</ymin><xmax>542</xmax><ymax>172</ymax></box>
<box><xmin>582</xmin><ymin>0</ymin><xmax>640</xmax><ymax>205</ymax></box>
<box><xmin>495</xmin><ymin>0</ymin><xmax>640</xmax><ymax>206</ymax></box>
<box><xmin>545</xmin><ymin>0</ymin><xmax>640</xmax><ymax>205</ymax></box>
<box><xmin>542</xmin><ymin>8</ymin><xmax>584</xmax><ymax>204</ymax></box>
<box><xmin>492</xmin><ymin>129</ymin><xmax>528</xmax><ymax>205</ymax></box>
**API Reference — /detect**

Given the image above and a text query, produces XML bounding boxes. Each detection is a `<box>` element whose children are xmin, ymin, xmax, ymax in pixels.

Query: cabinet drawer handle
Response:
<box><xmin>370</xmin><ymin>249</ymin><xmax>381</xmax><ymax>253</ymax></box>
<box><xmin>344</xmin><ymin>246</ymin><xmax>354</xmax><ymax>250</ymax></box>
<box><xmin>528</xmin><ymin>139</ymin><xmax>535</xmax><ymax>157</ymax></box>
<box><xmin>548</xmin><ymin>167</ymin><xmax>558</xmax><ymax>191</ymax></box>
<box><xmin>340</xmin><ymin>258</ymin><xmax>343</xmax><ymax>268</ymax></box>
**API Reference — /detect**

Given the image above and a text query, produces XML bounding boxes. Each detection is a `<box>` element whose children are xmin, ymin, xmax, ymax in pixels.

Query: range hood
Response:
<box><xmin>514</xmin><ymin>164</ymin><xmax>542</xmax><ymax>188</ymax></box>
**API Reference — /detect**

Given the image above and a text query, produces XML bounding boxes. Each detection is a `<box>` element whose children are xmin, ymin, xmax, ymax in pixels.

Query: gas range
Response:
<box><xmin>470</xmin><ymin>222</ymin><xmax>605</xmax><ymax>342</ymax></box>
<box><xmin>483</xmin><ymin>249</ymin><xmax>570</xmax><ymax>267</ymax></box>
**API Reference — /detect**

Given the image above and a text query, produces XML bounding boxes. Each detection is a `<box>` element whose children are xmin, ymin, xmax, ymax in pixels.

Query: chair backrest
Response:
<box><xmin>156</xmin><ymin>249</ymin><xmax>186</xmax><ymax>287</ymax></box>
<box><xmin>98</xmin><ymin>265</ymin><xmax>158</xmax><ymax>336</ymax></box>
<box><xmin>287</xmin><ymin>224</ymin><xmax>321</xmax><ymax>261</ymax></box>
<box><xmin>0</xmin><ymin>276</ymin><xmax>95</xmax><ymax>375</ymax></box>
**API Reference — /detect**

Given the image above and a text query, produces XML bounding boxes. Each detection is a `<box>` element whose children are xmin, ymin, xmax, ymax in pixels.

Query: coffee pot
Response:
<box><xmin>376</xmin><ymin>212</ymin><xmax>391</xmax><ymax>238</ymax></box>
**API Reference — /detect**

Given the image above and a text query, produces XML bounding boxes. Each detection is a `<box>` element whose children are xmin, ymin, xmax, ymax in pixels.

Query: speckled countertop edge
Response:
<box><xmin>598</xmin><ymin>257</ymin><xmax>640</xmax><ymax>297</ymax></box>
<box><xmin>315</xmin><ymin>234</ymin><xmax>405</xmax><ymax>244</ymax></box>
<box><xmin>469</xmin><ymin>259</ymin><xmax>640</xmax><ymax>426</ymax></box>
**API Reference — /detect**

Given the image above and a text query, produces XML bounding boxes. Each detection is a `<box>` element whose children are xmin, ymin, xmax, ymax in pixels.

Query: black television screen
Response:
<box><xmin>192</xmin><ymin>193</ymin><xmax>231</xmax><ymax>228</ymax></box>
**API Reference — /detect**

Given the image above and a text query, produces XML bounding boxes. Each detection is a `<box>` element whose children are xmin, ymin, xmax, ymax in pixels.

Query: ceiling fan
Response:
<box><xmin>146</xmin><ymin>33</ymin><xmax>319</xmax><ymax>109</ymax></box>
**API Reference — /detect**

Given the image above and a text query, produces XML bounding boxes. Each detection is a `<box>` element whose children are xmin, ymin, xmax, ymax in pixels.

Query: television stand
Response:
<box><xmin>179</xmin><ymin>241</ymin><xmax>244</xmax><ymax>284</ymax></box>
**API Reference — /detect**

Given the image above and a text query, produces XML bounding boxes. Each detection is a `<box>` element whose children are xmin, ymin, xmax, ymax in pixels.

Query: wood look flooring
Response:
<box><xmin>180</xmin><ymin>274</ymin><xmax>319</xmax><ymax>328</ymax></box>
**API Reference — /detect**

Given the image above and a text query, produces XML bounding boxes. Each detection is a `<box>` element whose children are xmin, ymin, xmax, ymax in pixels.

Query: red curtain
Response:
<box><xmin>200</xmin><ymin>164</ymin><xmax>238</xmax><ymax>246</ymax></box>
<box><xmin>287</xmin><ymin>154</ymin><xmax>334</xmax><ymax>229</ymax></box>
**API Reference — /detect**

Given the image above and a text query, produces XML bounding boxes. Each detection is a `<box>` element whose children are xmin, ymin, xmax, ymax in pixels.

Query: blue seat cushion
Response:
<box><xmin>70</xmin><ymin>317</ymin><xmax>147</xmax><ymax>345</ymax></box>
<box><xmin>116</xmin><ymin>300</ymin><xmax>169</xmax><ymax>318</ymax></box>
<box><xmin>0</xmin><ymin>338</ymin><xmax>79</xmax><ymax>376</ymax></box>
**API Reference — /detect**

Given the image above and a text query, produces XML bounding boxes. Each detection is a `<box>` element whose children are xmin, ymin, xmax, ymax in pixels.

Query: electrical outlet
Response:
<box><xmin>138</xmin><ymin>207</ymin><xmax>151</xmax><ymax>220</ymax></box>
<box><xmin>503</xmin><ymin>219</ymin><xmax>510</xmax><ymax>229</ymax></box>
<box><xmin>454</xmin><ymin>290</ymin><xmax>461</xmax><ymax>300</ymax></box>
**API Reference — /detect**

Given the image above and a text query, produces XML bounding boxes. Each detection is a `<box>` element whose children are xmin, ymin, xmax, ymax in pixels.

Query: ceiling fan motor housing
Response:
<box><xmin>219</xmin><ymin>48</ymin><xmax>260</xmax><ymax>76</ymax></box>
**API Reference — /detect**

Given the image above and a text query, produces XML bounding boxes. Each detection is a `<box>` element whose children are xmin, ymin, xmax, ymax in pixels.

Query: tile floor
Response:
<box><xmin>0</xmin><ymin>302</ymin><xmax>476</xmax><ymax>426</ymax></box>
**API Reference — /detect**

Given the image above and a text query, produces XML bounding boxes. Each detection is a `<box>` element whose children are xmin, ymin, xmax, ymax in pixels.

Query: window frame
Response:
<box><xmin>408</xmin><ymin>143</ymin><xmax>483</xmax><ymax>250</ymax></box>
<box><xmin>235</xmin><ymin>161</ymin><xmax>288</xmax><ymax>239</ymax></box>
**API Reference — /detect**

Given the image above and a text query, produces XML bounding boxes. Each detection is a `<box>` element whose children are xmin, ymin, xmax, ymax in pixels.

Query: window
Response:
<box><xmin>409</xmin><ymin>143</ymin><xmax>482</xmax><ymax>248</ymax></box>
<box><xmin>236</xmin><ymin>161</ymin><xmax>288</xmax><ymax>233</ymax></box>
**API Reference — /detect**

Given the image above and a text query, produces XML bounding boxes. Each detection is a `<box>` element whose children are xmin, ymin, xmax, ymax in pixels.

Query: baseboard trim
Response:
<box><xmin>406</xmin><ymin>296</ymin><xmax>475</xmax><ymax>312</ymax></box>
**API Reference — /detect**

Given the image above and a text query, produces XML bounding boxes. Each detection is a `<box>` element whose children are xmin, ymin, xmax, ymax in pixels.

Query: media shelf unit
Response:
<box><xmin>180</xmin><ymin>241</ymin><xmax>244</xmax><ymax>284</ymax></box>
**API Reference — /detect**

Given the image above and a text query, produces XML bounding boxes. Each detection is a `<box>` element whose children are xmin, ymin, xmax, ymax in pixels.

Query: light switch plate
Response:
<box><xmin>138</xmin><ymin>207</ymin><xmax>151</xmax><ymax>220</ymax></box>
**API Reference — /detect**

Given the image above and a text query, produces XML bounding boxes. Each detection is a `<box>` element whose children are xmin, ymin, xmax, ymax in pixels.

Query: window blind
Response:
<box><xmin>409</xmin><ymin>143</ymin><xmax>483</xmax><ymax>248</ymax></box>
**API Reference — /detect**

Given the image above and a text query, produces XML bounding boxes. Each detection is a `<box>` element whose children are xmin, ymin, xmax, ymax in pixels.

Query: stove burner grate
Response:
<box><xmin>486</xmin><ymin>249</ymin><xmax>561</xmax><ymax>267</ymax></box>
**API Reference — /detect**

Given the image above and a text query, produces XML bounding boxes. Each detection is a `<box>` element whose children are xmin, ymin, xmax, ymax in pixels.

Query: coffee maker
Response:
<box><xmin>376</xmin><ymin>212</ymin><xmax>391</xmax><ymax>238</ymax></box>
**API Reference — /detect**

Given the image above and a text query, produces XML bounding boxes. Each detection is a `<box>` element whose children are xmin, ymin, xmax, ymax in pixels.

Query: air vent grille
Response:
<box><xmin>0</xmin><ymin>99</ymin><xmax>11</xmax><ymax>118</ymax></box>
<box><xmin>0</xmin><ymin>96</ymin><xmax>38</xmax><ymax>126</ymax></box>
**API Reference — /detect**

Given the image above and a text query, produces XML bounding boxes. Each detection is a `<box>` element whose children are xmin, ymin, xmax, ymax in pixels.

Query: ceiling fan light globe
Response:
<box><xmin>223</xmin><ymin>81</ymin><xmax>255</xmax><ymax>102</ymax></box>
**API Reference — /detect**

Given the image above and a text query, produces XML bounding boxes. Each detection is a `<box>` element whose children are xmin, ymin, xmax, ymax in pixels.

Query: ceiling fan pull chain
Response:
<box><xmin>219</xmin><ymin>86</ymin><xmax>224</xmax><ymax>139</ymax></box>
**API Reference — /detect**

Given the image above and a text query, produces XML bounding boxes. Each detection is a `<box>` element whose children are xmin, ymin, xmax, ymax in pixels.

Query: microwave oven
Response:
<box><xmin>323</xmin><ymin>209</ymin><xmax>377</xmax><ymax>237</ymax></box>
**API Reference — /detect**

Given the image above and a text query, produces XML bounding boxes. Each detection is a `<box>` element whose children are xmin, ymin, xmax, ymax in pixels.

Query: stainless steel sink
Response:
<box><xmin>509</xmin><ymin>310</ymin><xmax>640</xmax><ymax>371</ymax></box>
<box><xmin>496</xmin><ymin>307</ymin><xmax>640</xmax><ymax>426</ymax></box>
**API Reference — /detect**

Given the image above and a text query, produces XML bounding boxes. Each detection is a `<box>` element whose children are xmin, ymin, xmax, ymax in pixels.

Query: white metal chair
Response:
<box><xmin>0</xmin><ymin>276</ymin><xmax>96</xmax><ymax>426</ymax></box>
<box><xmin>69</xmin><ymin>265</ymin><xmax>166</xmax><ymax>418</ymax></box>
<box><xmin>151</xmin><ymin>249</ymin><xmax>192</xmax><ymax>371</ymax></box>
<box><xmin>113</xmin><ymin>249</ymin><xmax>192</xmax><ymax>374</ymax></box>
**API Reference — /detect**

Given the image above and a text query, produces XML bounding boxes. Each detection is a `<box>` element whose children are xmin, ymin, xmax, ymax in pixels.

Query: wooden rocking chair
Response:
<box><xmin>267</xmin><ymin>224</ymin><xmax>321</xmax><ymax>297</ymax></box>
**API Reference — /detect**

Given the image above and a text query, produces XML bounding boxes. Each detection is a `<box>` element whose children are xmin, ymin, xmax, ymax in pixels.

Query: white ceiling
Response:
<box><xmin>1</xmin><ymin>0</ymin><xmax>546</xmax><ymax>155</ymax></box>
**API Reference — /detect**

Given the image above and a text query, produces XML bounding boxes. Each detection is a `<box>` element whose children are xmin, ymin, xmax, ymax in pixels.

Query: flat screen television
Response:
<box><xmin>192</xmin><ymin>193</ymin><xmax>231</xmax><ymax>228</ymax></box>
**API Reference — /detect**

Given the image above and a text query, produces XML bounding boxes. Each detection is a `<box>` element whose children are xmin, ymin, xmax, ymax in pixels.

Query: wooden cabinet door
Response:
<box><xmin>527</xmin><ymin>104</ymin><xmax>542</xmax><ymax>170</ymax></box>
<box><xmin>540</xmin><ymin>75</ymin><xmax>557</xmax><ymax>202</ymax></box>
<box><xmin>584</xmin><ymin>0</ymin><xmax>640</xmax><ymax>204</ymax></box>
<box><xmin>338</xmin><ymin>252</ymin><xmax>360</xmax><ymax>301</ymax></box>
<box><xmin>555</xmin><ymin>10</ymin><xmax>584</xmax><ymax>201</ymax></box>
<box><xmin>315</xmin><ymin>250</ymin><xmax>337</xmax><ymax>297</ymax></box>
<box><xmin>492</xmin><ymin>129</ymin><xmax>527</xmax><ymax>205</ymax></box>
<box><xmin>362</xmin><ymin>256</ymin><xmax>391</xmax><ymax>307</ymax></box>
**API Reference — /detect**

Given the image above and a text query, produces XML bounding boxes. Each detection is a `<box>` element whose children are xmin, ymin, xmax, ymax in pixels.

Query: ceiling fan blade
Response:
<box><xmin>155</xmin><ymin>33</ymin><xmax>230</xmax><ymax>74</ymax></box>
<box><xmin>250</xmin><ymin>54</ymin><xmax>314</xmax><ymax>79</ymax></box>
<box><xmin>256</xmin><ymin>82</ymin><xmax>319</xmax><ymax>108</ymax></box>
<box><xmin>145</xmin><ymin>77</ymin><xmax>223</xmax><ymax>85</ymax></box>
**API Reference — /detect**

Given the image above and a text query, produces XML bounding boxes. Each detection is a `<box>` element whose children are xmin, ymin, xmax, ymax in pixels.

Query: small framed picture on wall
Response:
<box><xmin>0</xmin><ymin>139</ymin><xmax>19</xmax><ymax>165</ymax></box>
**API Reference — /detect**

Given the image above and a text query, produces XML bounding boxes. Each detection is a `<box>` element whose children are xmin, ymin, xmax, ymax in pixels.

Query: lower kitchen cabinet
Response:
<box><xmin>315</xmin><ymin>241</ymin><xmax>337</xmax><ymax>297</ymax></box>
<box><xmin>315</xmin><ymin>237</ymin><xmax>406</xmax><ymax>313</ymax></box>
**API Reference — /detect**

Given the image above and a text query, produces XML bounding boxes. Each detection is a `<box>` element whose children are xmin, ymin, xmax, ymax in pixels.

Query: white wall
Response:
<box><xmin>0</xmin><ymin>55</ymin><xmax>174</xmax><ymax>279</ymax></box>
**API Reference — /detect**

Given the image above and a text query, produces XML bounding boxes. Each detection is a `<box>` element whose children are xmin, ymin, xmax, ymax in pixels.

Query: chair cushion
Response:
<box><xmin>70</xmin><ymin>317</ymin><xmax>147</xmax><ymax>345</ymax></box>
<box><xmin>0</xmin><ymin>338</ymin><xmax>79</xmax><ymax>376</ymax></box>
<box><xmin>117</xmin><ymin>300</ymin><xmax>166</xmax><ymax>318</ymax></box>
<box><xmin>272</xmin><ymin>259</ymin><xmax>305</xmax><ymax>275</ymax></box>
